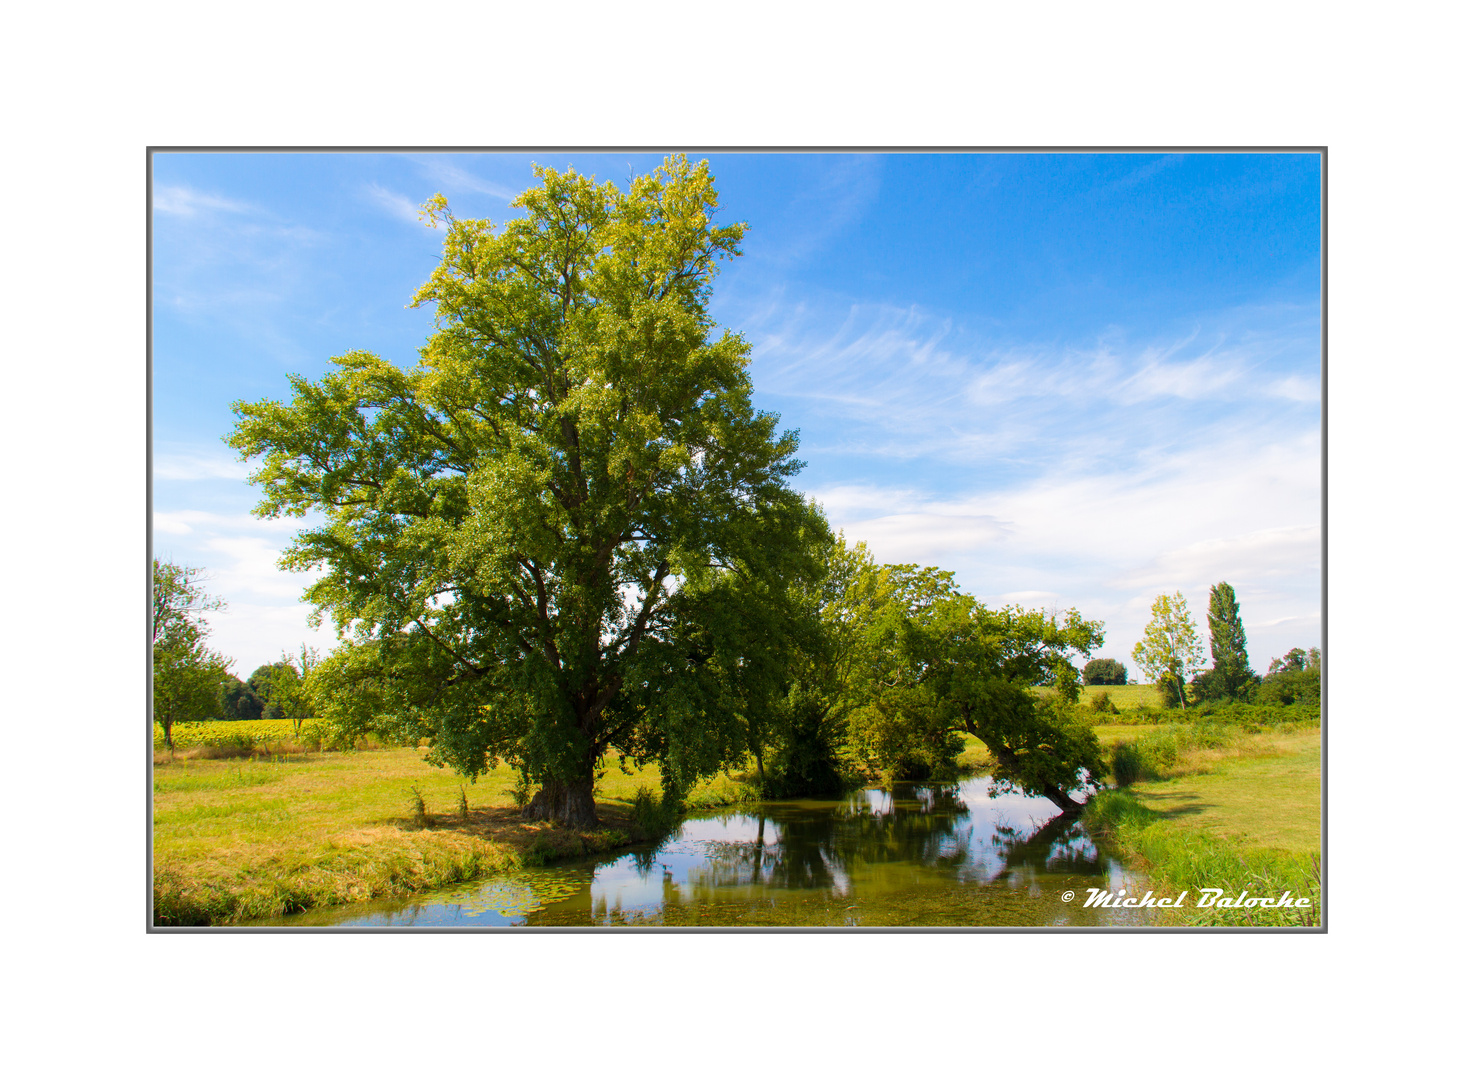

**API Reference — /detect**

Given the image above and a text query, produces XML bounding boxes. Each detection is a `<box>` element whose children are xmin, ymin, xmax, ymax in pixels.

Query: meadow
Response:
<box><xmin>153</xmin><ymin>703</ymin><xmax>1321</xmax><ymax>927</ymax></box>
<box><xmin>1089</xmin><ymin>719</ymin><xmax>1322</xmax><ymax>926</ymax></box>
<box><xmin>152</xmin><ymin>729</ymin><xmax>750</xmax><ymax>926</ymax></box>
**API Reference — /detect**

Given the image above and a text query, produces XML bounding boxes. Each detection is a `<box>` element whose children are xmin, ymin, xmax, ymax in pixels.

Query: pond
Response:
<box><xmin>264</xmin><ymin>776</ymin><xmax>1147</xmax><ymax>928</ymax></box>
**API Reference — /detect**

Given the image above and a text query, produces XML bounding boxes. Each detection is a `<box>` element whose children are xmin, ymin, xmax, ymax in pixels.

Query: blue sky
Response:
<box><xmin>152</xmin><ymin>151</ymin><xmax>1322</xmax><ymax>680</ymax></box>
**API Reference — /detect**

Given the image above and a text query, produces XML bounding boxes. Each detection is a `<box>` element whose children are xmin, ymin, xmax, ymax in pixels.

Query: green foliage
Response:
<box><xmin>259</xmin><ymin>645</ymin><xmax>320</xmax><ymax>736</ymax></box>
<box><xmin>1132</xmin><ymin>592</ymin><xmax>1204</xmax><ymax>710</ymax></box>
<box><xmin>1109</xmin><ymin>741</ymin><xmax>1149</xmax><ymax>786</ymax></box>
<box><xmin>1087</xmin><ymin>689</ymin><xmax>1119</xmax><ymax>715</ymax></box>
<box><xmin>1082</xmin><ymin>657</ymin><xmax>1127</xmax><ymax>685</ymax></box>
<box><xmin>829</xmin><ymin>561</ymin><xmax>1107</xmax><ymax>806</ymax></box>
<box><xmin>1051</xmin><ymin>660</ymin><xmax>1082</xmax><ymax>705</ymax></box>
<box><xmin>229</xmin><ymin>156</ymin><xmax>811</xmax><ymax>825</ymax></box>
<box><xmin>218</xmin><ymin>674</ymin><xmax>263</xmax><ymax>720</ymax></box>
<box><xmin>152</xmin><ymin>560</ymin><xmax>233</xmax><ymax>749</ymax></box>
<box><xmin>407</xmin><ymin>784</ymin><xmax>428</xmax><ymax>828</ymax></box>
<box><xmin>245</xmin><ymin>663</ymin><xmax>291</xmax><ymax>719</ymax></box>
<box><xmin>1198</xmin><ymin>582</ymin><xmax>1256</xmax><ymax>701</ymax></box>
<box><xmin>630</xmin><ymin>785</ymin><xmax>682</xmax><ymax>837</ymax></box>
<box><xmin>1257</xmin><ymin>647</ymin><xmax>1321</xmax><ymax>705</ymax></box>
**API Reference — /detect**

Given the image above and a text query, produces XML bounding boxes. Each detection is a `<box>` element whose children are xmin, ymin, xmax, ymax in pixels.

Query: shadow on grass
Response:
<box><xmin>393</xmin><ymin>802</ymin><xmax>651</xmax><ymax>866</ymax></box>
<box><xmin>1128</xmin><ymin>791</ymin><xmax>1213</xmax><ymax>820</ymax></box>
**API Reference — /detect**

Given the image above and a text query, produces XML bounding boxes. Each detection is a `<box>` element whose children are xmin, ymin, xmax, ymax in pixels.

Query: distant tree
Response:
<box><xmin>1082</xmin><ymin>658</ymin><xmax>1127</xmax><ymax>685</ymax></box>
<box><xmin>218</xmin><ymin>674</ymin><xmax>264</xmax><ymax>720</ymax></box>
<box><xmin>1132</xmin><ymin>591</ymin><xmax>1205</xmax><ymax>710</ymax></box>
<box><xmin>1259</xmin><ymin>646</ymin><xmax>1321</xmax><ymax>705</ymax></box>
<box><xmin>152</xmin><ymin>560</ymin><xmax>232</xmax><ymax>749</ymax></box>
<box><xmin>266</xmin><ymin>645</ymin><xmax>321</xmax><ymax>736</ymax></box>
<box><xmin>1204</xmin><ymin>582</ymin><xmax>1255</xmax><ymax>700</ymax></box>
<box><xmin>246</xmin><ymin>663</ymin><xmax>296</xmax><ymax>718</ymax></box>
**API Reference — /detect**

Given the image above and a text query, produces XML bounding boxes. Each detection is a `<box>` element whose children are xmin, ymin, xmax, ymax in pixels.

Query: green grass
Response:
<box><xmin>152</xmin><ymin>746</ymin><xmax>752</xmax><ymax>926</ymax></box>
<box><xmin>1086</xmin><ymin>726</ymin><xmax>1322</xmax><ymax>926</ymax></box>
<box><xmin>1119</xmin><ymin>728</ymin><xmax>1322</xmax><ymax>851</ymax></box>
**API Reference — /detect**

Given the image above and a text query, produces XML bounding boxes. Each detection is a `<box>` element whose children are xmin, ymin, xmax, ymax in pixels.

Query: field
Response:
<box><xmin>151</xmin><ymin>735</ymin><xmax>748</xmax><ymax>925</ymax></box>
<box><xmin>1088</xmin><ymin>722</ymin><xmax>1322</xmax><ymax>926</ymax></box>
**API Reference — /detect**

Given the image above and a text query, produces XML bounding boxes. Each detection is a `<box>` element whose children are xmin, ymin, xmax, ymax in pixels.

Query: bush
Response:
<box><xmin>1087</xmin><ymin>690</ymin><xmax>1119</xmax><ymax>715</ymax></box>
<box><xmin>1083</xmin><ymin>658</ymin><xmax>1127</xmax><ymax>685</ymax></box>
<box><xmin>631</xmin><ymin>785</ymin><xmax>682</xmax><ymax>837</ymax></box>
<box><xmin>1111</xmin><ymin>741</ymin><xmax>1148</xmax><ymax>786</ymax></box>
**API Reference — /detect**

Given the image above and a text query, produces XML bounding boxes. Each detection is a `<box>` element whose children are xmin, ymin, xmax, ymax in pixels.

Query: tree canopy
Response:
<box><xmin>1200</xmin><ymin>581</ymin><xmax>1255</xmax><ymax>700</ymax></box>
<box><xmin>152</xmin><ymin>560</ymin><xmax>231</xmax><ymax>748</ymax></box>
<box><xmin>1259</xmin><ymin>646</ymin><xmax>1321</xmax><ymax>705</ymax></box>
<box><xmin>1132</xmin><ymin>591</ymin><xmax>1204</xmax><ymax>709</ymax></box>
<box><xmin>794</xmin><ymin>545</ymin><xmax>1107</xmax><ymax>812</ymax></box>
<box><xmin>1082</xmin><ymin>657</ymin><xmax>1127</xmax><ymax>685</ymax></box>
<box><xmin>232</xmin><ymin>157</ymin><xmax>813</xmax><ymax>825</ymax></box>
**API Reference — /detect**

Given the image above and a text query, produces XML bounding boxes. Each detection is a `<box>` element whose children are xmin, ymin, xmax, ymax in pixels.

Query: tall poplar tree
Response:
<box><xmin>1205</xmin><ymin>581</ymin><xmax>1254</xmax><ymax>700</ymax></box>
<box><xmin>231</xmin><ymin>157</ymin><xmax>812</xmax><ymax>826</ymax></box>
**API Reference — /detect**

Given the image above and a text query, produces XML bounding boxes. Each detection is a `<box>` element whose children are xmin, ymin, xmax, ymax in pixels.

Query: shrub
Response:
<box><xmin>631</xmin><ymin>785</ymin><xmax>681</xmax><ymax>837</ymax></box>
<box><xmin>1083</xmin><ymin>658</ymin><xmax>1127</xmax><ymax>685</ymax></box>
<box><xmin>1111</xmin><ymin>741</ymin><xmax>1148</xmax><ymax>786</ymax></box>
<box><xmin>1088</xmin><ymin>690</ymin><xmax>1119</xmax><ymax>715</ymax></box>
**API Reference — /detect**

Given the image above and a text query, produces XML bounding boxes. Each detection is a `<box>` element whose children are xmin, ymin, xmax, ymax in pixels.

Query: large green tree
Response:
<box><xmin>812</xmin><ymin>552</ymin><xmax>1107</xmax><ymax>812</ymax></box>
<box><xmin>152</xmin><ymin>560</ymin><xmax>231</xmax><ymax>749</ymax></box>
<box><xmin>231</xmin><ymin>157</ymin><xmax>810</xmax><ymax>825</ymax></box>
<box><xmin>1132</xmin><ymin>591</ymin><xmax>1205</xmax><ymax>709</ymax></box>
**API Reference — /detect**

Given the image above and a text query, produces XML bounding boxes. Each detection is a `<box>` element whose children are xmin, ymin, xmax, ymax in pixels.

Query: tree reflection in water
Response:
<box><xmin>666</xmin><ymin>782</ymin><xmax>1102</xmax><ymax>903</ymax></box>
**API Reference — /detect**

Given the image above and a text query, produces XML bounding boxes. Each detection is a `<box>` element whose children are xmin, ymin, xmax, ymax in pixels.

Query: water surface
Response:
<box><xmin>268</xmin><ymin>776</ymin><xmax>1145</xmax><ymax>928</ymax></box>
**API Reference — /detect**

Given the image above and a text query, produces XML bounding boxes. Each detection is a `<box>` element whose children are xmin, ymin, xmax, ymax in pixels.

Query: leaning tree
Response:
<box><xmin>231</xmin><ymin>157</ymin><xmax>811</xmax><ymax>826</ymax></box>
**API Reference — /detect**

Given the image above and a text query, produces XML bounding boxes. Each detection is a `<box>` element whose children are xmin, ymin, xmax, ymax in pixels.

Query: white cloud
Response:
<box><xmin>208</xmin><ymin>601</ymin><xmax>344</xmax><ymax>680</ymax></box>
<box><xmin>153</xmin><ymin>449</ymin><xmax>250</xmax><ymax>481</ymax></box>
<box><xmin>1267</xmin><ymin>375</ymin><xmax>1321</xmax><ymax>402</ymax></box>
<box><xmin>1116</xmin><ymin>353</ymin><xmax>1245</xmax><ymax>403</ymax></box>
<box><xmin>364</xmin><ymin>182</ymin><xmax>427</xmax><ymax>225</ymax></box>
<box><xmin>153</xmin><ymin>184</ymin><xmax>253</xmax><ymax>216</ymax></box>
<box><xmin>153</xmin><ymin>504</ymin><xmax>335</xmax><ymax>676</ymax></box>
<box><xmin>1108</xmin><ymin>525</ymin><xmax>1320</xmax><ymax>593</ymax></box>
<box><xmin>804</xmin><ymin>421</ymin><xmax>1321</xmax><ymax>678</ymax></box>
<box><xmin>411</xmin><ymin>157</ymin><xmax>520</xmax><ymax>202</ymax></box>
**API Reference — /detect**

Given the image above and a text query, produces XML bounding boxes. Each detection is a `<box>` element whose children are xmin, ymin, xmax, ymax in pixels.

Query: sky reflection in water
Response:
<box><xmin>273</xmin><ymin>777</ymin><xmax>1145</xmax><ymax>928</ymax></box>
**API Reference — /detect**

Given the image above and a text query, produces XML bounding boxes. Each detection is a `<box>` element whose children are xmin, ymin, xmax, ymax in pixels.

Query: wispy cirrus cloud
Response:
<box><xmin>153</xmin><ymin>447</ymin><xmax>252</xmax><ymax>481</ymax></box>
<box><xmin>153</xmin><ymin>184</ymin><xmax>254</xmax><ymax>217</ymax></box>
<box><xmin>410</xmin><ymin>156</ymin><xmax>520</xmax><ymax>202</ymax></box>
<box><xmin>803</xmin><ymin>415</ymin><xmax>1320</xmax><ymax>672</ymax></box>
<box><xmin>363</xmin><ymin>181</ymin><xmax>427</xmax><ymax>225</ymax></box>
<box><xmin>740</xmin><ymin>293</ymin><xmax>1320</xmax><ymax>483</ymax></box>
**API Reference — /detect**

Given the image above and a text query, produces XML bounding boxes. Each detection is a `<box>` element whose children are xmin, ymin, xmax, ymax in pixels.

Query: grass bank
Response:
<box><xmin>1086</xmin><ymin>724</ymin><xmax>1322</xmax><ymax>927</ymax></box>
<box><xmin>152</xmin><ymin>746</ymin><xmax>748</xmax><ymax>926</ymax></box>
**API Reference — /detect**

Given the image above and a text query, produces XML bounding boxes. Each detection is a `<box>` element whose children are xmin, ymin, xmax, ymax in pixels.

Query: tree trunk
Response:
<box><xmin>988</xmin><ymin>742</ymin><xmax>1085</xmax><ymax>816</ymax></box>
<box><xmin>522</xmin><ymin>775</ymin><xmax>599</xmax><ymax>827</ymax></box>
<box><xmin>1036</xmin><ymin>782</ymin><xmax>1086</xmax><ymax>816</ymax></box>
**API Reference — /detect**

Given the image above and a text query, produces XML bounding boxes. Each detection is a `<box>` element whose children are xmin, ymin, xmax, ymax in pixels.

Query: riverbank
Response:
<box><xmin>153</xmin><ymin>720</ymin><xmax>1320</xmax><ymax>927</ymax></box>
<box><xmin>1086</xmin><ymin>725</ymin><xmax>1322</xmax><ymax>926</ymax></box>
<box><xmin>152</xmin><ymin>748</ymin><xmax>749</xmax><ymax>926</ymax></box>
